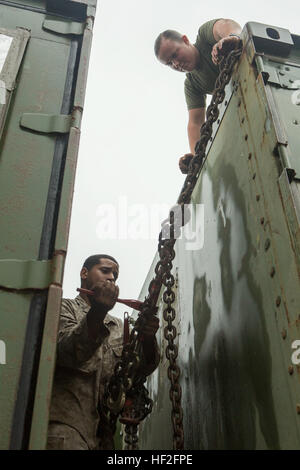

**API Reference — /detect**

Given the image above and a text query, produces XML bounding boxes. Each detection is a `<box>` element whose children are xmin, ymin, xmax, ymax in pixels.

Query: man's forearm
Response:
<box><xmin>87</xmin><ymin>305</ymin><xmax>109</xmax><ymax>341</ymax></box>
<box><xmin>188</xmin><ymin>121</ymin><xmax>203</xmax><ymax>154</ymax></box>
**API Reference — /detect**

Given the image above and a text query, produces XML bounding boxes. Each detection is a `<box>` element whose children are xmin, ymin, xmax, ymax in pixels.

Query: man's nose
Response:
<box><xmin>106</xmin><ymin>272</ymin><xmax>115</xmax><ymax>282</ymax></box>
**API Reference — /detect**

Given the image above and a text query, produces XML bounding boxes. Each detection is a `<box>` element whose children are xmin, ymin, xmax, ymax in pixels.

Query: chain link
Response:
<box><xmin>103</xmin><ymin>43</ymin><xmax>242</xmax><ymax>450</ymax></box>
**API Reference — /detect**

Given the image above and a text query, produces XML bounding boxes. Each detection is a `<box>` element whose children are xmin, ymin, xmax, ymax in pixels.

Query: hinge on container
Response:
<box><xmin>20</xmin><ymin>107</ymin><xmax>82</xmax><ymax>133</ymax></box>
<box><xmin>0</xmin><ymin>259</ymin><xmax>52</xmax><ymax>290</ymax></box>
<box><xmin>0</xmin><ymin>254</ymin><xmax>65</xmax><ymax>291</ymax></box>
<box><xmin>43</xmin><ymin>17</ymin><xmax>85</xmax><ymax>36</ymax></box>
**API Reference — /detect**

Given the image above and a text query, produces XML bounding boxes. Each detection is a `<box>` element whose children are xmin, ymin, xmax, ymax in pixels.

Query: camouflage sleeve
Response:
<box><xmin>56</xmin><ymin>299</ymin><xmax>109</xmax><ymax>368</ymax></box>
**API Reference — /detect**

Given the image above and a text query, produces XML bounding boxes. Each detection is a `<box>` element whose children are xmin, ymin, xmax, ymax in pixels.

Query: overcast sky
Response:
<box><xmin>63</xmin><ymin>0</ymin><xmax>299</xmax><ymax>318</ymax></box>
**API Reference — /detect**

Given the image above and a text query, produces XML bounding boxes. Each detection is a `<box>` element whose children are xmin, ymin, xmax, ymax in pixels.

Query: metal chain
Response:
<box><xmin>103</xmin><ymin>44</ymin><xmax>242</xmax><ymax>450</ymax></box>
<box><xmin>124</xmin><ymin>424</ymin><xmax>139</xmax><ymax>450</ymax></box>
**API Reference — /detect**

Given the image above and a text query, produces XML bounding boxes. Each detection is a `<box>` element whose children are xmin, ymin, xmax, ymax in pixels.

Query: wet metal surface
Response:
<box><xmin>139</xmin><ymin>25</ymin><xmax>300</xmax><ymax>450</ymax></box>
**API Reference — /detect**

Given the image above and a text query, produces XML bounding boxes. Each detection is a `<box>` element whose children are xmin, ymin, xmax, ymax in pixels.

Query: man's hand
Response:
<box><xmin>179</xmin><ymin>153</ymin><xmax>194</xmax><ymax>174</ymax></box>
<box><xmin>211</xmin><ymin>35</ymin><xmax>241</xmax><ymax>65</ymax></box>
<box><xmin>139</xmin><ymin>315</ymin><xmax>159</xmax><ymax>340</ymax></box>
<box><xmin>87</xmin><ymin>281</ymin><xmax>119</xmax><ymax>340</ymax></box>
<box><xmin>89</xmin><ymin>280</ymin><xmax>119</xmax><ymax>311</ymax></box>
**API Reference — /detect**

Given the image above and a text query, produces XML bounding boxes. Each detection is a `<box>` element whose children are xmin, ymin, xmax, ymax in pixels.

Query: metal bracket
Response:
<box><xmin>20</xmin><ymin>113</ymin><xmax>72</xmax><ymax>133</ymax></box>
<box><xmin>245</xmin><ymin>22</ymin><xmax>294</xmax><ymax>57</ymax></box>
<box><xmin>256</xmin><ymin>56</ymin><xmax>300</xmax><ymax>90</ymax></box>
<box><xmin>278</xmin><ymin>170</ymin><xmax>300</xmax><ymax>266</ymax></box>
<box><xmin>43</xmin><ymin>17</ymin><xmax>85</xmax><ymax>36</ymax></box>
<box><xmin>0</xmin><ymin>259</ymin><xmax>53</xmax><ymax>290</ymax></box>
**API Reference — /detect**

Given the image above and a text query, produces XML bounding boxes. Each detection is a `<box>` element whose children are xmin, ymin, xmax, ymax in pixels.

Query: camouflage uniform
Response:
<box><xmin>47</xmin><ymin>295</ymin><xmax>158</xmax><ymax>450</ymax></box>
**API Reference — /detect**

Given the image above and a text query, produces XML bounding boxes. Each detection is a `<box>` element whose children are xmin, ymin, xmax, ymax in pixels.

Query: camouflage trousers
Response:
<box><xmin>47</xmin><ymin>422</ymin><xmax>89</xmax><ymax>450</ymax></box>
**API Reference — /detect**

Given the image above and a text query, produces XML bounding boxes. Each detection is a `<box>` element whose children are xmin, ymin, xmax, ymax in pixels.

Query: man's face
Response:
<box><xmin>158</xmin><ymin>36</ymin><xmax>198</xmax><ymax>72</ymax></box>
<box><xmin>81</xmin><ymin>258</ymin><xmax>119</xmax><ymax>289</ymax></box>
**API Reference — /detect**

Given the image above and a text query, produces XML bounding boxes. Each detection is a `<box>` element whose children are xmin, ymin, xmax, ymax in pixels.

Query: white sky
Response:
<box><xmin>63</xmin><ymin>0</ymin><xmax>299</xmax><ymax>318</ymax></box>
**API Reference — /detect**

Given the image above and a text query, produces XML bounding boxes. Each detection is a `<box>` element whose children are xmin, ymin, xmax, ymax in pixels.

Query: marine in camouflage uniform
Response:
<box><xmin>47</xmin><ymin>254</ymin><xmax>159</xmax><ymax>450</ymax></box>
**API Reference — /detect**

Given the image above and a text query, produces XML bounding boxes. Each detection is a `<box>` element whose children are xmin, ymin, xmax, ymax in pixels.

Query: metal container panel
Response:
<box><xmin>0</xmin><ymin>0</ymin><xmax>96</xmax><ymax>449</ymax></box>
<box><xmin>139</xmin><ymin>23</ymin><xmax>300</xmax><ymax>450</ymax></box>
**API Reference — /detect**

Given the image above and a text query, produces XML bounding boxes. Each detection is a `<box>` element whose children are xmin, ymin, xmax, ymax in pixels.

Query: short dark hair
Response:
<box><xmin>82</xmin><ymin>254</ymin><xmax>119</xmax><ymax>271</ymax></box>
<box><xmin>154</xmin><ymin>30</ymin><xmax>183</xmax><ymax>58</ymax></box>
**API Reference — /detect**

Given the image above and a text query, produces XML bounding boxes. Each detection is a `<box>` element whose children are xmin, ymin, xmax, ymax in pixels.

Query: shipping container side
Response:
<box><xmin>0</xmin><ymin>0</ymin><xmax>97</xmax><ymax>450</ymax></box>
<box><xmin>138</xmin><ymin>22</ymin><xmax>300</xmax><ymax>450</ymax></box>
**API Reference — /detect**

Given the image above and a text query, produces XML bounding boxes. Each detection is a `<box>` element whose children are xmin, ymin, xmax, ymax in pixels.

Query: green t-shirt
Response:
<box><xmin>184</xmin><ymin>19</ymin><xmax>220</xmax><ymax>109</ymax></box>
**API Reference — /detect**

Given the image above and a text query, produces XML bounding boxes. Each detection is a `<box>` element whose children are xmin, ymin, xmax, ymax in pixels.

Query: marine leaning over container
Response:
<box><xmin>47</xmin><ymin>254</ymin><xmax>160</xmax><ymax>450</ymax></box>
<box><xmin>154</xmin><ymin>18</ymin><xmax>242</xmax><ymax>173</ymax></box>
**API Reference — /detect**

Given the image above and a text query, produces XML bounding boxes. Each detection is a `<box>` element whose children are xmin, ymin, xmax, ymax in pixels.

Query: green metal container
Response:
<box><xmin>139</xmin><ymin>22</ymin><xmax>300</xmax><ymax>450</ymax></box>
<box><xmin>0</xmin><ymin>0</ymin><xmax>97</xmax><ymax>450</ymax></box>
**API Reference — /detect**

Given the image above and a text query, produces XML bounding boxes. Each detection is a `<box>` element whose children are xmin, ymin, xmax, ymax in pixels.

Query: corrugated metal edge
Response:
<box><xmin>28</xmin><ymin>284</ymin><xmax>62</xmax><ymax>450</ymax></box>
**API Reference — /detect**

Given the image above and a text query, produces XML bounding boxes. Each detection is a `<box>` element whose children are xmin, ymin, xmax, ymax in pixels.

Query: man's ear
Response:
<box><xmin>80</xmin><ymin>267</ymin><xmax>88</xmax><ymax>281</ymax></box>
<box><xmin>182</xmin><ymin>35</ymin><xmax>189</xmax><ymax>45</ymax></box>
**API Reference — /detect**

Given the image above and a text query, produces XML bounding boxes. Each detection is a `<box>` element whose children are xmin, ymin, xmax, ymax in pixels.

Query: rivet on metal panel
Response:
<box><xmin>281</xmin><ymin>328</ymin><xmax>287</xmax><ymax>339</ymax></box>
<box><xmin>279</xmin><ymin>71</ymin><xmax>285</xmax><ymax>76</ymax></box>
<box><xmin>276</xmin><ymin>296</ymin><xmax>282</xmax><ymax>307</ymax></box>
<box><xmin>296</xmin><ymin>404</ymin><xmax>300</xmax><ymax>415</ymax></box>
<box><xmin>265</xmin><ymin>239</ymin><xmax>270</xmax><ymax>250</ymax></box>
<box><xmin>293</xmin><ymin>120</ymin><xmax>299</xmax><ymax>125</ymax></box>
<box><xmin>288</xmin><ymin>365</ymin><xmax>294</xmax><ymax>375</ymax></box>
<box><xmin>270</xmin><ymin>267</ymin><xmax>275</xmax><ymax>277</ymax></box>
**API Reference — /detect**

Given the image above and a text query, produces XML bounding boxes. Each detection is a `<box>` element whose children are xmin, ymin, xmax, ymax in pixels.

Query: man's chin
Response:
<box><xmin>183</xmin><ymin>64</ymin><xmax>195</xmax><ymax>72</ymax></box>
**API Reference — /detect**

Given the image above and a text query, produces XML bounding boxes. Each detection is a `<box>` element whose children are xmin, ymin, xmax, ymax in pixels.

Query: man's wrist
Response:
<box><xmin>87</xmin><ymin>304</ymin><xmax>108</xmax><ymax>324</ymax></box>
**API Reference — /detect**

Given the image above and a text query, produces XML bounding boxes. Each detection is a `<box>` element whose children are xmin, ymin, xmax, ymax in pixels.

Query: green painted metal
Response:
<box><xmin>20</xmin><ymin>113</ymin><xmax>72</xmax><ymax>133</ymax></box>
<box><xmin>0</xmin><ymin>259</ymin><xmax>53</xmax><ymax>289</ymax></box>
<box><xmin>0</xmin><ymin>0</ymin><xmax>96</xmax><ymax>449</ymax></box>
<box><xmin>0</xmin><ymin>27</ymin><xmax>30</xmax><ymax>141</ymax></box>
<box><xmin>139</xmin><ymin>22</ymin><xmax>300</xmax><ymax>450</ymax></box>
<box><xmin>43</xmin><ymin>17</ymin><xmax>85</xmax><ymax>35</ymax></box>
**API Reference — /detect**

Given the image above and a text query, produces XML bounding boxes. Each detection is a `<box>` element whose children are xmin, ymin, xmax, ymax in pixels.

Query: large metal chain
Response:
<box><xmin>103</xmin><ymin>44</ymin><xmax>242</xmax><ymax>450</ymax></box>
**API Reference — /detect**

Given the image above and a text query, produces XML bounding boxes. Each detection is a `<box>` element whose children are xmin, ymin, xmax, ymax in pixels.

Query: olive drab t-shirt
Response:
<box><xmin>184</xmin><ymin>19</ymin><xmax>220</xmax><ymax>109</ymax></box>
